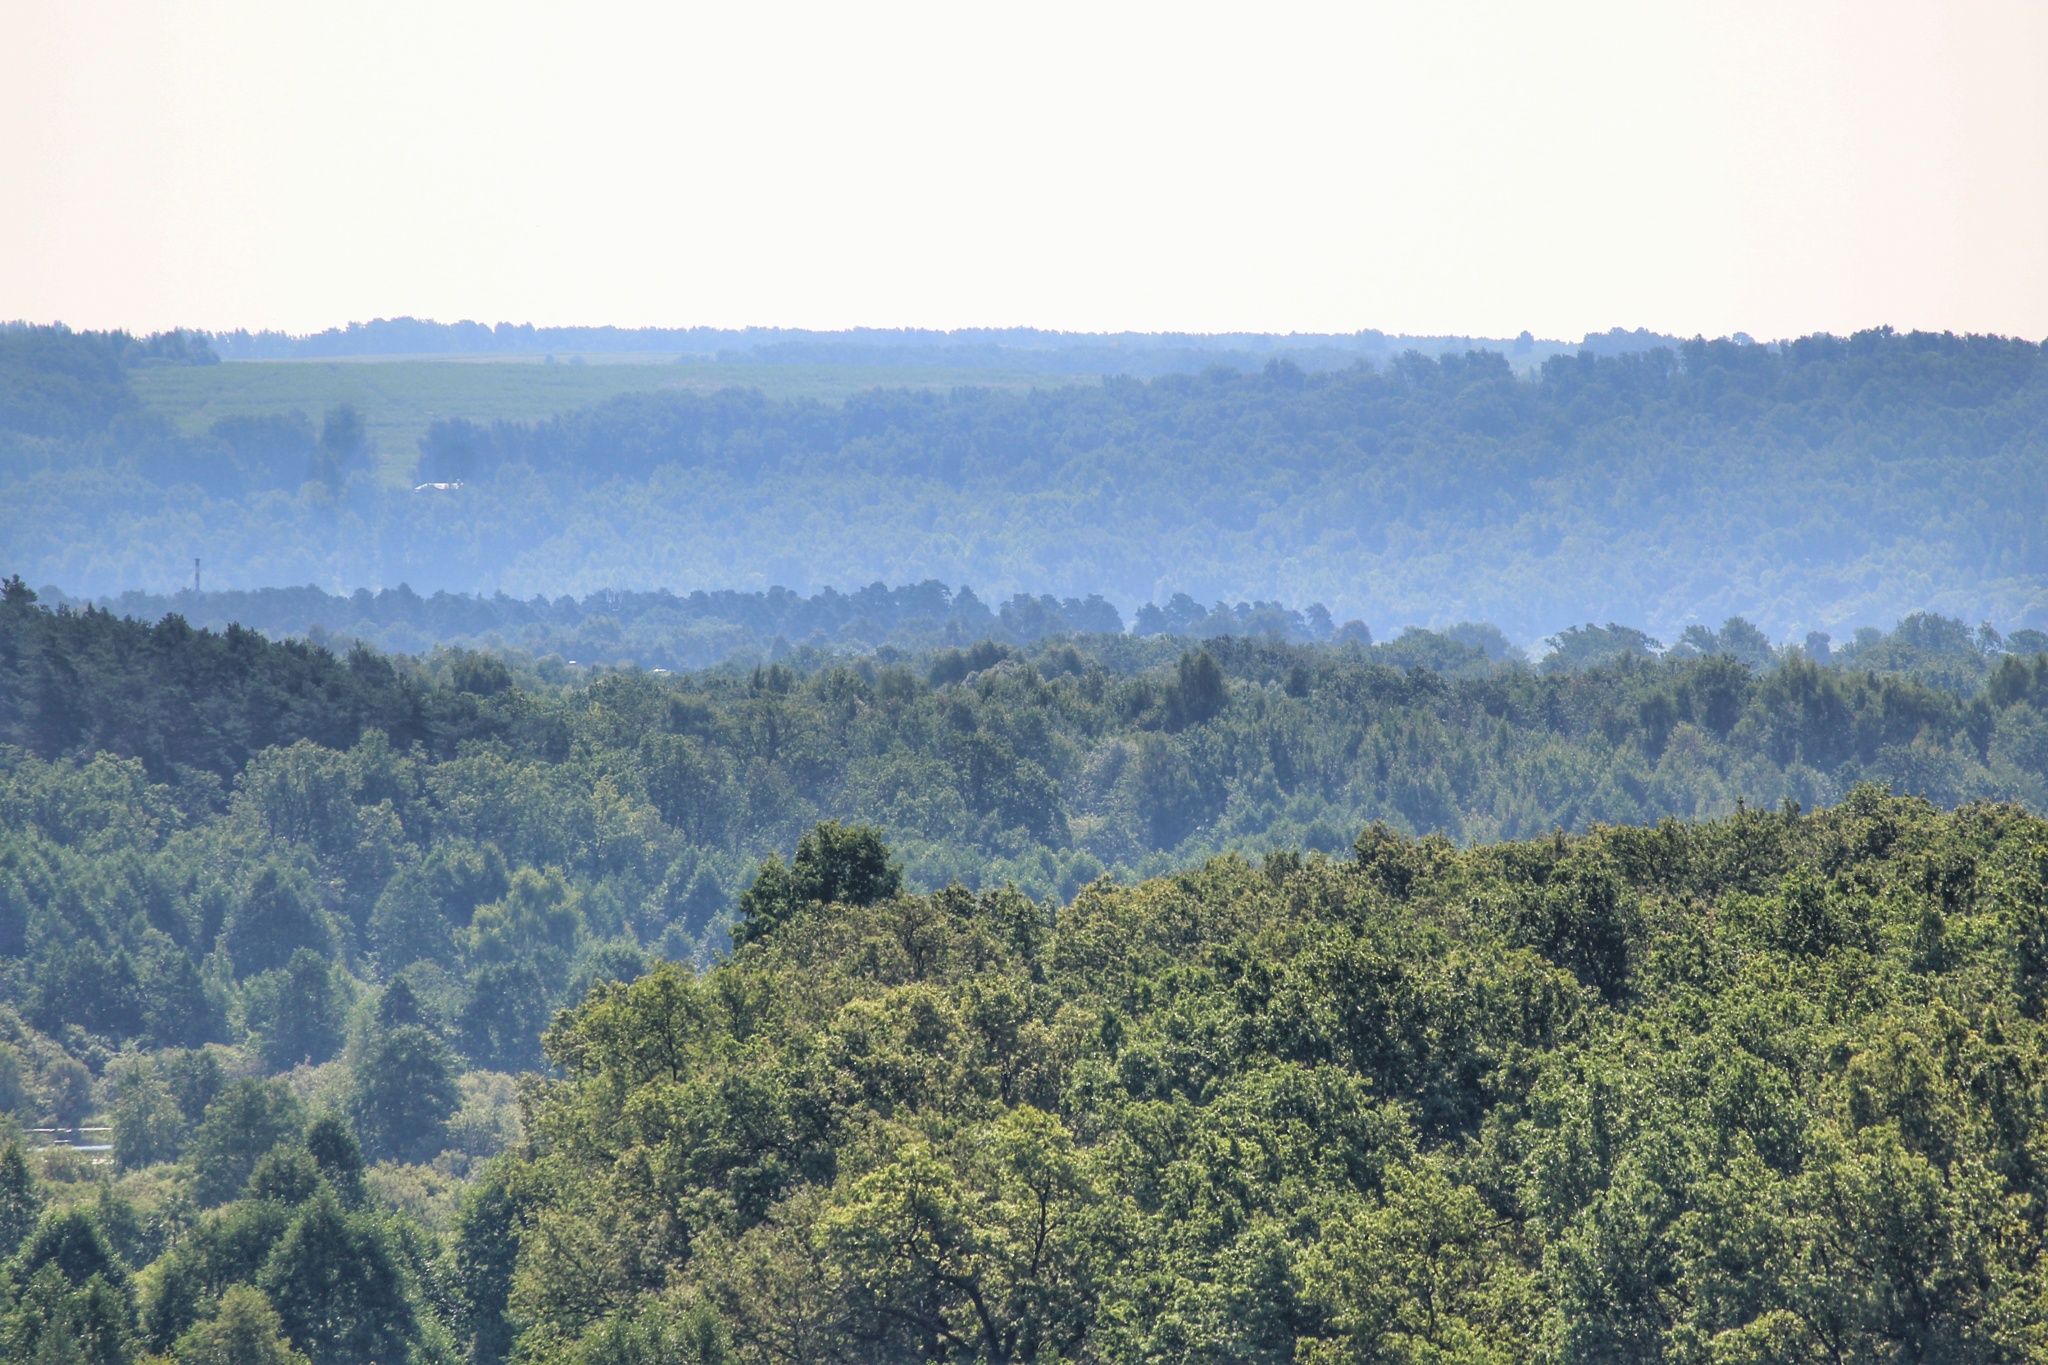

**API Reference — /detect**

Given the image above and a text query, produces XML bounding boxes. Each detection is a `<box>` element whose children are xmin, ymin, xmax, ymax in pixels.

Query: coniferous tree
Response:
<box><xmin>223</xmin><ymin>866</ymin><xmax>336</xmax><ymax>980</ymax></box>
<box><xmin>246</xmin><ymin>1146</ymin><xmax>324</xmax><ymax>1206</ymax></box>
<box><xmin>243</xmin><ymin>949</ymin><xmax>350</xmax><ymax>1070</ymax></box>
<box><xmin>172</xmin><ymin>1284</ymin><xmax>309</xmax><ymax>1365</ymax></box>
<box><xmin>458</xmin><ymin>962</ymin><xmax>550</xmax><ymax>1072</ymax></box>
<box><xmin>735</xmin><ymin>821</ymin><xmax>901</xmax><ymax>946</ymax></box>
<box><xmin>454</xmin><ymin>1169</ymin><xmax>520</xmax><ymax>1365</ymax></box>
<box><xmin>12</xmin><ymin>1208</ymin><xmax>126</xmax><ymax>1289</ymax></box>
<box><xmin>303</xmin><ymin>1114</ymin><xmax>366</xmax><ymax>1207</ymax></box>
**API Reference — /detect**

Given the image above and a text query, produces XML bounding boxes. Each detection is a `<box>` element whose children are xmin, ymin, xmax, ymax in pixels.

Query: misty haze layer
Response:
<box><xmin>3</xmin><ymin>326</ymin><xmax>2044</xmax><ymax>641</ymax></box>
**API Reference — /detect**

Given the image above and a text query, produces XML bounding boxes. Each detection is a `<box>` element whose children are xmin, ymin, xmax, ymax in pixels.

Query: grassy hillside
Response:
<box><xmin>131</xmin><ymin>357</ymin><xmax>1088</xmax><ymax>485</ymax></box>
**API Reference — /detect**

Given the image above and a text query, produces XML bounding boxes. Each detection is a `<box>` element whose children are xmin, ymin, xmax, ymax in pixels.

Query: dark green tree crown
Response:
<box><xmin>734</xmin><ymin>821</ymin><xmax>903</xmax><ymax>947</ymax></box>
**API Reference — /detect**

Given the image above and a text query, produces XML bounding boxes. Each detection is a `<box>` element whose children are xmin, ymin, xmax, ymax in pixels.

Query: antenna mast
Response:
<box><xmin>193</xmin><ymin>558</ymin><xmax>201</xmax><ymax>595</ymax></box>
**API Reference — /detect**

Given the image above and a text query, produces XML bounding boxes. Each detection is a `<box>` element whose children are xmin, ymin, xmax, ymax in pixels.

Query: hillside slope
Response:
<box><xmin>5</xmin><ymin>327</ymin><xmax>2045</xmax><ymax>636</ymax></box>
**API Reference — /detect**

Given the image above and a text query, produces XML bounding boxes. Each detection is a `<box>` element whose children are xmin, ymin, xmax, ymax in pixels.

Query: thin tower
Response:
<box><xmin>193</xmin><ymin>558</ymin><xmax>201</xmax><ymax>595</ymax></box>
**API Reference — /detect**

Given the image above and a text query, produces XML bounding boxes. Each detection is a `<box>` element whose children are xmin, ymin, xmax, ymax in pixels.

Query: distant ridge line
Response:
<box><xmin>204</xmin><ymin>319</ymin><xmax>1680</xmax><ymax>370</ymax></box>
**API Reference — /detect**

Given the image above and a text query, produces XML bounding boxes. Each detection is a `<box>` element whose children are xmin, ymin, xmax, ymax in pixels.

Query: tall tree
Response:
<box><xmin>348</xmin><ymin>1024</ymin><xmax>460</xmax><ymax>1164</ymax></box>
<box><xmin>187</xmin><ymin>1080</ymin><xmax>304</xmax><ymax>1206</ymax></box>
<box><xmin>259</xmin><ymin>1193</ymin><xmax>415</xmax><ymax>1365</ymax></box>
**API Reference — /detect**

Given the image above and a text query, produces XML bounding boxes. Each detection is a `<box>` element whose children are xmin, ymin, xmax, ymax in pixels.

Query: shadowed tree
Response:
<box><xmin>348</xmin><ymin>1024</ymin><xmax>460</xmax><ymax>1164</ymax></box>
<box><xmin>259</xmin><ymin>1192</ymin><xmax>415</xmax><ymax>1365</ymax></box>
<box><xmin>735</xmin><ymin>821</ymin><xmax>902</xmax><ymax>947</ymax></box>
<box><xmin>188</xmin><ymin>1079</ymin><xmax>304</xmax><ymax>1206</ymax></box>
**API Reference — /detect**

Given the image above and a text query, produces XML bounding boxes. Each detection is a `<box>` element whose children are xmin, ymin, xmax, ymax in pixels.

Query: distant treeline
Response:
<box><xmin>198</xmin><ymin>318</ymin><xmax>1678</xmax><ymax>371</ymax></box>
<box><xmin>1</xmin><ymin>576</ymin><xmax>2044</xmax><ymax>1083</ymax></box>
<box><xmin>36</xmin><ymin>577</ymin><xmax>2048</xmax><ymax>691</ymax></box>
<box><xmin>42</xmin><ymin>581</ymin><xmax>1359</xmax><ymax>671</ymax></box>
<box><xmin>8</xmin><ymin>579</ymin><xmax>2048</xmax><ymax>906</ymax></box>
<box><xmin>7</xmin><ymin>323</ymin><xmax>2048</xmax><ymax>637</ymax></box>
<box><xmin>0</xmin><ymin>323</ymin><xmax>215</xmax><ymax>439</ymax></box>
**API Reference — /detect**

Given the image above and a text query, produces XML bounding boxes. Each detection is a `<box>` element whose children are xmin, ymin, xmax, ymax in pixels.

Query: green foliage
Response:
<box><xmin>0</xmin><ymin>1141</ymin><xmax>42</xmax><ymax>1259</ymax></box>
<box><xmin>0</xmin><ymin>326</ymin><xmax>141</xmax><ymax>439</ymax></box>
<box><xmin>347</xmin><ymin>1024</ymin><xmax>460</xmax><ymax>1164</ymax></box>
<box><xmin>245</xmin><ymin>1148</ymin><xmax>323</xmax><ymax>1207</ymax></box>
<box><xmin>734</xmin><ymin>821</ymin><xmax>902</xmax><ymax>947</ymax></box>
<box><xmin>256</xmin><ymin>1192</ymin><xmax>415</xmax><ymax>1365</ymax></box>
<box><xmin>30</xmin><ymin>945</ymin><xmax>143</xmax><ymax>1042</ymax></box>
<box><xmin>187</xmin><ymin>1081</ymin><xmax>304</xmax><ymax>1208</ymax></box>
<box><xmin>136</xmin><ymin>1199</ymin><xmax>295</xmax><ymax>1350</ymax></box>
<box><xmin>1</xmin><ymin>1262</ymin><xmax>133</xmax><ymax>1365</ymax></box>
<box><xmin>311</xmin><ymin>405</ymin><xmax>363</xmax><ymax>494</ymax></box>
<box><xmin>372</xmin><ymin>843</ymin><xmax>510</xmax><ymax>973</ymax></box>
<box><xmin>8</xmin><ymin>582</ymin><xmax>2048</xmax><ymax>1361</ymax></box>
<box><xmin>242</xmin><ymin>949</ymin><xmax>349</xmax><ymax>1070</ymax></box>
<box><xmin>488</xmin><ymin>797</ymin><xmax>2048</xmax><ymax>1363</ymax></box>
<box><xmin>13</xmin><ymin>1209</ymin><xmax>126</xmax><ymax>1290</ymax></box>
<box><xmin>4</xmin><ymin>590</ymin><xmax>2048</xmax><ymax>1127</ymax></box>
<box><xmin>458</xmin><ymin>963</ymin><xmax>550</xmax><ymax>1074</ymax></box>
<box><xmin>302</xmin><ymin>1114</ymin><xmax>365</xmax><ymax>1208</ymax></box>
<box><xmin>453</xmin><ymin>1169</ymin><xmax>520</xmax><ymax>1365</ymax></box>
<box><xmin>1165</xmin><ymin>649</ymin><xmax>1228</xmax><ymax>730</ymax></box>
<box><xmin>1543</xmin><ymin>621</ymin><xmax>1663</xmax><ymax>671</ymax></box>
<box><xmin>170</xmin><ymin>1283</ymin><xmax>308</xmax><ymax>1365</ymax></box>
<box><xmin>45</xmin><ymin>1057</ymin><xmax>93</xmax><ymax>1128</ymax></box>
<box><xmin>224</xmin><ymin>869</ymin><xmax>337</xmax><ymax>982</ymax></box>
<box><xmin>111</xmin><ymin>1071</ymin><xmax>186</xmax><ymax>1171</ymax></box>
<box><xmin>157</xmin><ymin>1050</ymin><xmax>224</xmax><ymax>1126</ymax></box>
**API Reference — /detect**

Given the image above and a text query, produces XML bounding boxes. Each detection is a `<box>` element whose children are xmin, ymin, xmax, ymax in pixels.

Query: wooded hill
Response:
<box><xmin>498</xmin><ymin>788</ymin><xmax>2048</xmax><ymax>1364</ymax></box>
<box><xmin>2</xmin><ymin>586</ymin><xmax>2048</xmax><ymax>1359</ymax></box>
<box><xmin>5</xmin><ymin>323</ymin><xmax>2045</xmax><ymax>637</ymax></box>
<box><xmin>11</xmin><ymin>792</ymin><xmax>2048</xmax><ymax>1362</ymax></box>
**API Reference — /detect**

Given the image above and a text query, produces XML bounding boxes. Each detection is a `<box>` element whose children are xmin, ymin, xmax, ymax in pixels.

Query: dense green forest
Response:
<box><xmin>493</xmin><ymin>788</ymin><xmax>2048</xmax><ymax>1364</ymax></box>
<box><xmin>44</xmin><ymin>578</ymin><xmax>2048</xmax><ymax>682</ymax></box>
<box><xmin>4</xmin><ymin>575</ymin><xmax>2048</xmax><ymax>1358</ymax></box>
<box><xmin>4</xmin><ymin>323</ymin><xmax>2045</xmax><ymax>639</ymax></box>
<box><xmin>43</xmin><ymin>581</ymin><xmax>1146</xmax><ymax>673</ymax></box>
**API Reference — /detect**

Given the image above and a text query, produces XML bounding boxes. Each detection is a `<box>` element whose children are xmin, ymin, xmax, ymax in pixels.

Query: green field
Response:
<box><xmin>132</xmin><ymin>356</ymin><xmax>1092</xmax><ymax>483</ymax></box>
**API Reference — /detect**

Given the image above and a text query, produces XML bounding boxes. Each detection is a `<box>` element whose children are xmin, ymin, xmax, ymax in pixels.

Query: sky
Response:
<box><xmin>3</xmin><ymin>0</ymin><xmax>2046</xmax><ymax>341</ymax></box>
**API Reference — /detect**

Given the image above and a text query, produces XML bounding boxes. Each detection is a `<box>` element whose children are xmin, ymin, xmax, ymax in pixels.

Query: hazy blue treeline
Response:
<box><xmin>38</xmin><ymin>581</ymin><xmax>1352</xmax><ymax>671</ymax></box>
<box><xmin>45</xmin><ymin>574</ymin><xmax>2048</xmax><ymax>693</ymax></box>
<box><xmin>6</xmin><ymin>324</ymin><xmax>2048</xmax><ymax>637</ymax></box>
<box><xmin>0</xmin><ymin>323</ymin><xmax>215</xmax><ymax>439</ymax></box>
<box><xmin>198</xmin><ymin>317</ymin><xmax>1677</xmax><ymax>372</ymax></box>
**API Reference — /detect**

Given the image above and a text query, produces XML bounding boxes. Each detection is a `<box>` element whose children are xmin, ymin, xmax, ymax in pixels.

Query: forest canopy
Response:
<box><xmin>496</xmin><ymin>788</ymin><xmax>2048</xmax><ymax>1364</ymax></box>
<box><xmin>3</xmin><ymin>581</ymin><xmax>2048</xmax><ymax>1360</ymax></box>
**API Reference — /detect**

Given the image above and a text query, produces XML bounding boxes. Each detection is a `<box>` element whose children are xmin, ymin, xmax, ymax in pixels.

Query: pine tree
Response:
<box><xmin>454</xmin><ymin>1170</ymin><xmax>520</xmax><ymax>1365</ymax></box>
<box><xmin>186</xmin><ymin>1079</ymin><xmax>304</xmax><ymax>1206</ymax></box>
<box><xmin>348</xmin><ymin>1025</ymin><xmax>460</xmax><ymax>1164</ymax></box>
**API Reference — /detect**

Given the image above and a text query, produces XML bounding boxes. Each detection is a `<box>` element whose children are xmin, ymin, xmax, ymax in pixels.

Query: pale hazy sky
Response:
<box><xmin>4</xmin><ymin>1</ymin><xmax>2045</xmax><ymax>340</ymax></box>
